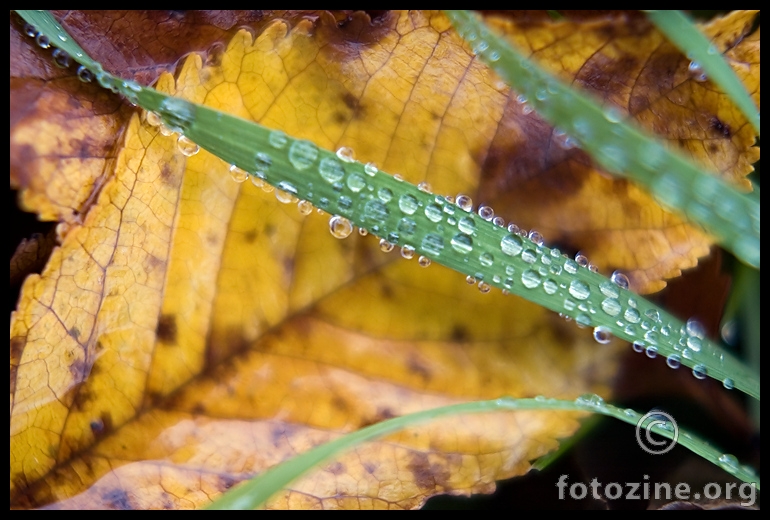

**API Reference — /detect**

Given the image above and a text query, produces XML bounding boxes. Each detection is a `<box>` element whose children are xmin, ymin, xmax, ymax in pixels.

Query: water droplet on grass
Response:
<box><xmin>692</xmin><ymin>364</ymin><xmax>708</xmax><ymax>380</ymax></box>
<box><xmin>418</xmin><ymin>256</ymin><xmax>431</xmax><ymax>267</ymax></box>
<box><xmin>593</xmin><ymin>326</ymin><xmax>612</xmax><ymax>344</ymax></box>
<box><xmin>229</xmin><ymin>165</ymin><xmax>249</xmax><ymax>183</ymax></box>
<box><xmin>568</xmin><ymin>280</ymin><xmax>590</xmax><ymax>300</ymax></box>
<box><xmin>398</xmin><ymin>194</ymin><xmax>419</xmax><ymax>215</ymax></box>
<box><xmin>456</xmin><ymin>194</ymin><xmax>473</xmax><ymax>211</ymax></box>
<box><xmin>329</xmin><ymin>216</ymin><xmax>352</xmax><ymax>238</ymax></box>
<box><xmin>336</xmin><ymin>146</ymin><xmax>355</xmax><ymax>162</ymax></box>
<box><xmin>611</xmin><ymin>270</ymin><xmax>629</xmax><ymax>289</ymax></box>
<box><xmin>319</xmin><ymin>157</ymin><xmax>345</xmax><ymax>183</ymax></box>
<box><xmin>289</xmin><ymin>140</ymin><xmax>319</xmax><ymax>170</ymax></box>
<box><xmin>501</xmin><ymin>234</ymin><xmax>523</xmax><ymax>256</ymax></box>
<box><xmin>268</xmin><ymin>130</ymin><xmax>288</xmax><ymax>149</ymax></box>
<box><xmin>451</xmin><ymin>234</ymin><xmax>473</xmax><ymax>254</ymax></box>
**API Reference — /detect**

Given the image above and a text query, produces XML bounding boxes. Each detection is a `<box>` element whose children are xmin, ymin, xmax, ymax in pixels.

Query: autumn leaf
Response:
<box><xmin>10</xmin><ymin>10</ymin><xmax>759</xmax><ymax>509</ymax></box>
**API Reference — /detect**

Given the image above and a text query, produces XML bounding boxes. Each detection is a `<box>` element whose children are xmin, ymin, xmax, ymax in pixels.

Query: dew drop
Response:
<box><xmin>478</xmin><ymin>281</ymin><xmax>491</xmax><ymax>293</ymax></box>
<box><xmin>624</xmin><ymin>307</ymin><xmax>640</xmax><ymax>324</ymax></box>
<box><xmin>599</xmin><ymin>281</ymin><xmax>620</xmax><ymax>299</ymax></box>
<box><xmin>666</xmin><ymin>354</ymin><xmax>681</xmax><ymax>369</ymax></box>
<box><xmin>521</xmin><ymin>249</ymin><xmax>537</xmax><ymax>264</ymax></box>
<box><xmin>603</xmin><ymin>107</ymin><xmax>623</xmax><ymax>123</ymax></box>
<box><xmin>692</xmin><ymin>364</ymin><xmax>708</xmax><ymax>380</ymax></box>
<box><xmin>159</xmin><ymin>123</ymin><xmax>175</xmax><ymax>137</ymax></box>
<box><xmin>685</xmin><ymin>318</ymin><xmax>706</xmax><ymax>339</ymax></box>
<box><xmin>275</xmin><ymin>189</ymin><xmax>295</xmax><ymax>204</ymax></box>
<box><xmin>288</xmin><ymin>140</ymin><xmax>319</xmax><ymax>170</ymax></box>
<box><xmin>600</xmin><ymin>297</ymin><xmax>622</xmax><ymax>317</ymax></box>
<box><xmin>338</xmin><ymin>196</ymin><xmax>353</xmax><ymax>214</ymax></box>
<box><xmin>77</xmin><ymin>65</ymin><xmax>95</xmax><ymax>83</ymax></box>
<box><xmin>336</xmin><ymin>146</ymin><xmax>355</xmax><ymax>163</ymax></box>
<box><xmin>563</xmin><ymin>258</ymin><xmax>578</xmax><ymax>274</ymax></box>
<box><xmin>685</xmin><ymin>336</ymin><xmax>702</xmax><ymax>353</ymax></box>
<box><xmin>297</xmin><ymin>200</ymin><xmax>313</xmax><ymax>215</ymax></box>
<box><xmin>346</xmin><ymin>172</ymin><xmax>366</xmax><ymax>193</ymax></box>
<box><xmin>393</xmin><ymin>173</ymin><xmax>404</xmax><ymax>182</ymax></box>
<box><xmin>229</xmin><ymin>164</ymin><xmax>249</xmax><ymax>183</ymax></box>
<box><xmin>688</xmin><ymin>61</ymin><xmax>707</xmax><ymax>82</ymax></box>
<box><xmin>35</xmin><ymin>33</ymin><xmax>50</xmax><ymax>49</ymax></box>
<box><xmin>398</xmin><ymin>193</ymin><xmax>419</xmax><ymax>215</ymax></box>
<box><xmin>425</xmin><ymin>204</ymin><xmax>443</xmax><ymax>222</ymax></box>
<box><xmin>421</xmin><ymin>234</ymin><xmax>445</xmax><ymax>256</ymax></box>
<box><xmin>401</xmin><ymin>245</ymin><xmax>415</xmax><ymax>259</ymax></box>
<box><xmin>318</xmin><ymin>157</ymin><xmax>345</xmax><ymax>183</ymax></box>
<box><xmin>397</xmin><ymin>217</ymin><xmax>416</xmax><ymax>237</ymax></box>
<box><xmin>574</xmin><ymin>252</ymin><xmax>589</xmax><ymax>268</ymax></box>
<box><xmin>159</xmin><ymin>96</ymin><xmax>197</xmax><ymax>133</ymax></box>
<box><xmin>329</xmin><ymin>216</ymin><xmax>353</xmax><ymax>238</ymax></box>
<box><xmin>377</xmin><ymin>187</ymin><xmax>393</xmax><ymax>203</ymax></box>
<box><xmin>632</xmin><ymin>340</ymin><xmax>645</xmax><ymax>353</ymax></box>
<box><xmin>479</xmin><ymin>252</ymin><xmax>494</xmax><ymax>267</ymax></box>
<box><xmin>568</xmin><ymin>280</ymin><xmax>590</xmax><ymax>300</ymax></box>
<box><xmin>492</xmin><ymin>216</ymin><xmax>506</xmax><ymax>227</ymax></box>
<box><xmin>418</xmin><ymin>255</ymin><xmax>431</xmax><ymax>267</ymax></box>
<box><xmin>456</xmin><ymin>194</ymin><xmax>473</xmax><ymax>211</ymax></box>
<box><xmin>507</xmin><ymin>223</ymin><xmax>520</xmax><ymax>234</ymax></box>
<box><xmin>610</xmin><ymin>270</ymin><xmax>630</xmax><ymax>290</ymax></box>
<box><xmin>458</xmin><ymin>216</ymin><xmax>477</xmax><ymax>235</ymax></box>
<box><xmin>575</xmin><ymin>393</ymin><xmax>604</xmax><ymax>407</ymax></box>
<box><xmin>362</xmin><ymin>199</ymin><xmax>389</xmax><ymax>223</ymax></box>
<box><xmin>549</xmin><ymin>263</ymin><xmax>562</xmax><ymax>276</ymax></box>
<box><xmin>478</xmin><ymin>205</ymin><xmax>494</xmax><ymax>221</ymax></box>
<box><xmin>500</xmin><ymin>234</ymin><xmax>524</xmax><ymax>256</ymax></box>
<box><xmin>722</xmin><ymin>378</ymin><xmax>734</xmax><ymax>390</ymax></box>
<box><xmin>23</xmin><ymin>23</ymin><xmax>38</xmax><ymax>38</ymax></box>
<box><xmin>522</xmin><ymin>104</ymin><xmax>534</xmax><ymax>115</ymax></box>
<box><xmin>261</xmin><ymin>183</ymin><xmax>274</xmax><ymax>193</ymax></box>
<box><xmin>174</xmin><ymin>136</ymin><xmax>198</xmax><ymax>156</ymax></box>
<box><xmin>466</xmin><ymin>275</ymin><xmax>477</xmax><ymax>285</ymax></box>
<box><xmin>364</xmin><ymin>162</ymin><xmax>378</xmax><ymax>177</ymax></box>
<box><xmin>587</xmin><ymin>263</ymin><xmax>599</xmax><ymax>273</ymax></box>
<box><xmin>417</xmin><ymin>181</ymin><xmax>432</xmax><ymax>193</ymax></box>
<box><xmin>379</xmin><ymin>239</ymin><xmax>394</xmax><ymax>253</ymax></box>
<box><xmin>268</xmin><ymin>130</ymin><xmax>288</xmax><ymax>149</ymax></box>
<box><xmin>717</xmin><ymin>453</ymin><xmax>739</xmax><ymax>469</ymax></box>
<box><xmin>543</xmin><ymin>279</ymin><xmax>558</xmax><ymax>295</ymax></box>
<box><xmin>52</xmin><ymin>48</ymin><xmax>71</xmax><ymax>68</ymax></box>
<box><xmin>563</xmin><ymin>299</ymin><xmax>576</xmax><ymax>311</ymax></box>
<box><xmin>575</xmin><ymin>313</ymin><xmax>591</xmax><ymax>328</ymax></box>
<box><xmin>521</xmin><ymin>269</ymin><xmax>541</xmax><ymax>289</ymax></box>
<box><xmin>528</xmin><ymin>230</ymin><xmax>544</xmax><ymax>246</ymax></box>
<box><xmin>645</xmin><ymin>345</ymin><xmax>658</xmax><ymax>358</ymax></box>
<box><xmin>450</xmin><ymin>234</ymin><xmax>473</xmax><ymax>254</ymax></box>
<box><xmin>593</xmin><ymin>326</ymin><xmax>612</xmax><ymax>344</ymax></box>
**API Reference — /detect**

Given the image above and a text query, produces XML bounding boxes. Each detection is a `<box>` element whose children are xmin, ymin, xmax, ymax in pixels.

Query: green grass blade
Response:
<box><xmin>204</xmin><ymin>396</ymin><xmax>759</xmax><ymax>509</ymax></box>
<box><xmin>442</xmin><ymin>10</ymin><xmax>760</xmax><ymax>270</ymax></box>
<box><xmin>15</xmin><ymin>9</ymin><xmax>760</xmax><ymax>401</ymax></box>
<box><xmin>646</xmin><ymin>10</ymin><xmax>760</xmax><ymax>136</ymax></box>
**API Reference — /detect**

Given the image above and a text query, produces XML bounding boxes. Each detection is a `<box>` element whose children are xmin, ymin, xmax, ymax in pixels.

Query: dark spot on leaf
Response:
<box><xmin>709</xmin><ymin>117</ymin><xmax>731</xmax><ymax>137</ymax></box>
<box><xmin>450</xmin><ymin>325</ymin><xmax>468</xmax><ymax>342</ymax></box>
<box><xmin>156</xmin><ymin>314</ymin><xmax>178</xmax><ymax>344</ymax></box>
<box><xmin>219</xmin><ymin>474</ymin><xmax>238</xmax><ymax>490</ymax></box>
<box><xmin>407</xmin><ymin>355</ymin><xmax>432</xmax><ymax>382</ymax></box>
<box><xmin>68</xmin><ymin>326</ymin><xmax>81</xmax><ymax>339</ymax></box>
<box><xmin>244</xmin><ymin>229</ymin><xmax>258</xmax><ymax>243</ymax></box>
<box><xmin>91</xmin><ymin>411</ymin><xmax>113</xmax><ymax>437</ymax></box>
<box><xmin>327</xmin><ymin>461</ymin><xmax>346</xmax><ymax>475</ymax></box>
<box><xmin>380</xmin><ymin>282</ymin><xmax>393</xmax><ymax>299</ymax></box>
<box><xmin>265</xmin><ymin>223</ymin><xmax>276</xmax><ymax>237</ymax></box>
<box><xmin>69</xmin><ymin>358</ymin><xmax>89</xmax><ymax>381</ymax></box>
<box><xmin>71</xmin><ymin>386</ymin><xmax>93</xmax><ymax>411</ymax></box>
<box><xmin>101</xmin><ymin>488</ymin><xmax>133</xmax><ymax>510</ymax></box>
<box><xmin>191</xmin><ymin>403</ymin><xmax>206</xmax><ymax>415</ymax></box>
<box><xmin>331</xmin><ymin>396</ymin><xmax>348</xmax><ymax>411</ymax></box>
<box><xmin>407</xmin><ymin>453</ymin><xmax>435</xmax><ymax>490</ymax></box>
<box><xmin>364</xmin><ymin>462</ymin><xmax>377</xmax><ymax>474</ymax></box>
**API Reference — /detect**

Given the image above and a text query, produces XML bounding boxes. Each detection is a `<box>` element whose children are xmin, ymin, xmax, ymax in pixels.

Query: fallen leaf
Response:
<box><xmin>9</xmin><ymin>10</ymin><xmax>758</xmax><ymax>509</ymax></box>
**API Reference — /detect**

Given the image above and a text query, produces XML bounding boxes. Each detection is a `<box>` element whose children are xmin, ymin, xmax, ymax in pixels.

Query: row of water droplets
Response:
<box><xmin>452</xmin><ymin>13</ymin><xmax>760</xmax><ymax>269</ymax></box>
<box><xmin>495</xmin><ymin>394</ymin><xmax>752</xmax><ymax>481</ymax></box>
<box><xmin>143</xmin><ymin>93</ymin><xmax>735</xmax><ymax>388</ymax></box>
<box><xmin>21</xmin><ymin>21</ymin><xmax>146</xmax><ymax>106</ymax></box>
